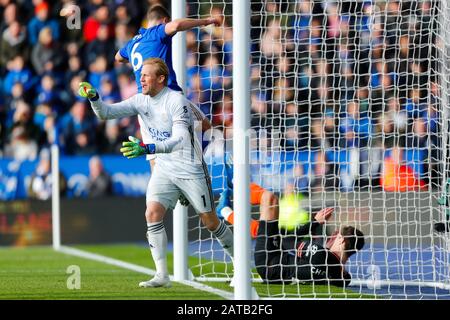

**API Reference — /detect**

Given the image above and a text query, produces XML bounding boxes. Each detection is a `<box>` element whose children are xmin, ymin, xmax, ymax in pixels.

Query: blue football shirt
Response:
<box><xmin>119</xmin><ymin>23</ymin><xmax>182</xmax><ymax>93</ymax></box>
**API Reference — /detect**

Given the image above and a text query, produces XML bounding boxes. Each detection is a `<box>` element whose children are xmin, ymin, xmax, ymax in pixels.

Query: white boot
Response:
<box><xmin>139</xmin><ymin>274</ymin><xmax>171</xmax><ymax>288</ymax></box>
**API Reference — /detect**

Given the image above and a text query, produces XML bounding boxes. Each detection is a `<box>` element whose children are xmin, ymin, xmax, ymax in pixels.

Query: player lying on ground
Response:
<box><xmin>255</xmin><ymin>207</ymin><xmax>364</xmax><ymax>287</ymax></box>
<box><xmin>216</xmin><ymin>155</ymin><xmax>310</xmax><ymax>239</ymax></box>
<box><xmin>116</xmin><ymin>4</ymin><xmax>217</xmax><ymax>207</ymax></box>
<box><xmin>78</xmin><ymin>58</ymin><xmax>234</xmax><ymax>288</ymax></box>
<box><xmin>217</xmin><ymin>167</ymin><xmax>365</xmax><ymax>287</ymax></box>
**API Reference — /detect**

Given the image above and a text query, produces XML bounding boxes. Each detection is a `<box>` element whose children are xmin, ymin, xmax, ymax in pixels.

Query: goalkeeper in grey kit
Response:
<box><xmin>255</xmin><ymin>211</ymin><xmax>365</xmax><ymax>287</ymax></box>
<box><xmin>217</xmin><ymin>164</ymin><xmax>365</xmax><ymax>287</ymax></box>
<box><xmin>78</xmin><ymin>58</ymin><xmax>234</xmax><ymax>288</ymax></box>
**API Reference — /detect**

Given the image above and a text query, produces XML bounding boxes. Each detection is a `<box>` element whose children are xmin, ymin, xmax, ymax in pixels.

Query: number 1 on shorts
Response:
<box><xmin>201</xmin><ymin>195</ymin><xmax>206</xmax><ymax>207</ymax></box>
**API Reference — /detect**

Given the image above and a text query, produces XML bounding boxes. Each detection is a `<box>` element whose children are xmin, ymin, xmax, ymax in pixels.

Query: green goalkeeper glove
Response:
<box><xmin>120</xmin><ymin>136</ymin><xmax>155</xmax><ymax>159</ymax></box>
<box><xmin>78</xmin><ymin>81</ymin><xmax>98</xmax><ymax>99</ymax></box>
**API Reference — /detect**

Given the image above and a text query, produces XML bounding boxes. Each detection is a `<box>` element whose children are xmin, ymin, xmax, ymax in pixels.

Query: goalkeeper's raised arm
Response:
<box><xmin>78</xmin><ymin>81</ymin><xmax>139</xmax><ymax>120</ymax></box>
<box><xmin>78</xmin><ymin>58</ymin><xmax>194</xmax><ymax>158</ymax></box>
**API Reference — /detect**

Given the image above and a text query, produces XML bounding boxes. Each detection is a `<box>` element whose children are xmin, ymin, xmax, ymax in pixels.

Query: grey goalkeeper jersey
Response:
<box><xmin>89</xmin><ymin>87</ymin><xmax>207</xmax><ymax>179</ymax></box>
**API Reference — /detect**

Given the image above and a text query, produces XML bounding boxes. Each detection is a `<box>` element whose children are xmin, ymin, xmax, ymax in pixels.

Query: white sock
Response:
<box><xmin>146</xmin><ymin>221</ymin><xmax>168</xmax><ymax>277</ymax></box>
<box><xmin>212</xmin><ymin>220</ymin><xmax>234</xmax><ymax>258</ymax></box>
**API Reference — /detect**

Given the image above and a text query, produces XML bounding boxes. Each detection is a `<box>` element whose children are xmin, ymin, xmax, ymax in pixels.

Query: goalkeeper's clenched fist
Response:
<box><xmin>78</xmin><ymin>81</ymin><xmax>98</xmax><ymax>99</ymax></box>
<box><xmin>120</xmin><ymin>136</ymin><xmax>156</xmax><ymax>159</ymax></box>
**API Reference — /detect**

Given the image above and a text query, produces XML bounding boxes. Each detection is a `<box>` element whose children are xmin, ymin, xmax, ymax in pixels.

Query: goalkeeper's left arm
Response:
<box><xmin>121</xmin><ymin>95</ymin><xmax>192</xmax><ymax>159</ymax></box>
<box><xmin>79</xmin><ymin>81</ymin><xmax>189</xmax><ymax>159</ymax></box>
<box><xmin>120</xmin><ymin>122</ymin><xmax>188</xmax><ymax>159</ymax></box>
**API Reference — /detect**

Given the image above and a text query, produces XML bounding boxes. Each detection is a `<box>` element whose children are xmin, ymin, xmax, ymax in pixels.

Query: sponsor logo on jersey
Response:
<box><xmin>148</xmin><ymin>127</ymin><xmax>171</xmax><ymax>141</ymax></box>
<box><xmin>311</xmin><ymin>266</ymin><xmax>325</xmax><ymax>276</ymax></box>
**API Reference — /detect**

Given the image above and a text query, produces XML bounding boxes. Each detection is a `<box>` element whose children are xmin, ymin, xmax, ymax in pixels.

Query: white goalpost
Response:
<box><xmin>51</xmin><ymin>144</ymin><xmax>60</xmax><ymax>251</ymax></box>
<box><xmin>232</xmin><ymin>0</ymin><xmax>252</xmax><ymax>300</ymax></box>
<box><xmin>169</xmin><ymin>0</ymin><xmax>254</xmax><ymax>298</ymax></box>
<box><xmin>171</xmin><ymin>0</ymin><xmax>193</xmax><ymax>283</ymax></box>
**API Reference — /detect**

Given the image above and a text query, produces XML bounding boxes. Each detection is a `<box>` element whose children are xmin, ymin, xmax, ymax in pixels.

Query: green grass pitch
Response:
<box><xmin>0</xmin><ymin>244</ymin><xmax>373</xmax><ymax>299</ymax></box>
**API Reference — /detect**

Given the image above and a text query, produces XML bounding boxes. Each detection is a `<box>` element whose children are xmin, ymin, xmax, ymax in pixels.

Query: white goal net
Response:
<box><xmin>184</xmin><ymin>0</ymin><xmax>450</xmax><ymax>299</ymax></box>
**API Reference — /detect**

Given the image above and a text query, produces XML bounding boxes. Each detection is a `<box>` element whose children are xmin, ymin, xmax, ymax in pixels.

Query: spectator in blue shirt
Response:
<box><xmin>64</xmin><ymin>55</ymin><xmax>83</xmax><ymax>87</ymax></box>
<box><xmin>99</xmin><ymin>76</ymin><xmax>121</xmax><ymax>103</ymax></box>
<box><xmin>291</xmin><ymin>1</ymin><xmax>313</xmax><ymax>44</ymax></box>
<box><xmin>339</xmin><ymin>100</ymin><xmax>372</xmax><ymax>148</ymax></box>
<box><xmin>87</xmin><ymin>55</ymin><xmax>116</xmax><ymax>90</ymax></box>
<box><xmin>405</xmin><ymin>88</ymin><xmax>427</xmax><ymax>118</ymax></box>
<box><xmin>199</xmin><ymin>54</ymin><xmax>230</xmax><ymax>91</ymax></box>
<box><xmin>35</xmin><ymin>74</ymin><xmax>63</xmax><ymax>115</ymax></box>
<box><xmin>27</xmin><ymin>2</ymin><xmax>59</xmax><ymax>46</ymax></box>
<box><xmin>3</xmin><ymin>55</ymin><xmax>35</xmax><ymax>95</ymax></box>
<box><xmin>60</xmin><ymin>101</ymin><xmax>97</xmax><ymax>155</ymax></box>
<box><xmin>28</xmin><ymin>148</ymin><xmax>67</xmax><ymax>200</ymax></box>
<box><xmin>33</xmin><ymin>103</ymin><xmax>52</xmax><ymax>133</ymax></box>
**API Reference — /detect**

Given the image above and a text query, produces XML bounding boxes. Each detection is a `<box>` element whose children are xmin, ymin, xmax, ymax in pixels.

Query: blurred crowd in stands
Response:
<box><xmin>245</xmin><ymin>0</ymin><xmax>441</xmax><ymax>192</ymax></box>
<box><xmin>0</xmin><ymin>0</ymin><xmax>444</xmax><ymax>194</ymax></box>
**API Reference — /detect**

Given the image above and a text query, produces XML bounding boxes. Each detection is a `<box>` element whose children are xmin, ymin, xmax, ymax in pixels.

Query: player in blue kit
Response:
<box><xmin>115</xmin><ymin>5</ymin><xmax>218</xmax><ymax>206</ymax></box>
<box><xmin>115</xmin><ymin>5</ymin><xmax>219</xmax><ymax>93</ymax></box>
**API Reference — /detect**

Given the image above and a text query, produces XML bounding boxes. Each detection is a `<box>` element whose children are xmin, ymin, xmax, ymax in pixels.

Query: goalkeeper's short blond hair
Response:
<box><xmin>143</xmin><ymin>58</ymin><xmax>169</xmax><ymax>86</ymax></box>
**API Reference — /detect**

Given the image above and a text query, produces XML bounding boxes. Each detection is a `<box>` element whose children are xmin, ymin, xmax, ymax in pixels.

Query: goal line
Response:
<box><xmin>194</xmin><ymin>275</ymin><xmax>450</xmax><ymax>291</ymax></box>
<box><xmin>56</xmin><ymin>245</ymin><xmax>234</xmax><ymax>300</ymax></box>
